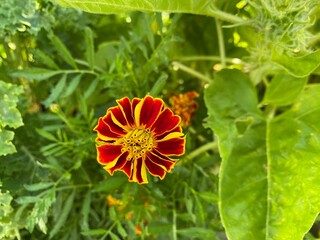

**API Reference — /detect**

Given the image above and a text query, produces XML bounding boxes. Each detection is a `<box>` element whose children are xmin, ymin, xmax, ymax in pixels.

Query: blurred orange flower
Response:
<box><xmin>107</xmin><ymin>194</ymin><xmax>122</xmax><ymax>207</ymax></box>
<box><xmin>94</xmin><ymin>96</ymin><xmax>185</xmax><ymax>184</ymax></box>
<box><xmin>169</xmin><ymin>91</ymin><xmax>199</xmax><ymax>128</ymax></box>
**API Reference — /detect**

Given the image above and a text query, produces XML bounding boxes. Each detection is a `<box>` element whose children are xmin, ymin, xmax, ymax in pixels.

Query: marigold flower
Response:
<box><xmin>169</xmin><ymin>91</ymin><xmax>199</xmax><ymax>128</ymax></box>
<box><xmin>94</xmin><ymin>95</ymin><xmax>185</xmax><ymax>184</ymax></box>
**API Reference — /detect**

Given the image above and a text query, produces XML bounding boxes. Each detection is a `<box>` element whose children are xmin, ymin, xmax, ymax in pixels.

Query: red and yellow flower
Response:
<box><xmin>94</xmin><ymin>95</ymin><xmax>185</xmax><ymax>184</ymax></box>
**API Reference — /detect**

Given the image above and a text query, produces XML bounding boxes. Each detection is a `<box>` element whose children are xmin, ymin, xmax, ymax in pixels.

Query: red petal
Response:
<box><xmin>109</xmin><ymin>106</ymin><xmax>130</xmax><ymax>130</ymax></box>
<box><xmin>94</xmin><ymin>117</ymin><xmax>121</xmax><ymax>140</ymax></box>
<box><xmin>139</xmin><ymin>96</ymin><xmax>164</xmax><ymax>128</ymax></box>
<box><xmin>97</xmin><ymin>144</ymin><xmax>123</xmax><ymax>165</ymax></box>
<box><xmin>131</xmin><ymin>98</ymin><xmax>141</xmax><ymax>117</ymax></box>
<box><xmin>145</xmin><ymin>155</ymin><xmax>167</xmax><ymax>179</ymax></box>
<box><xmin>147</xmin><ymin>150</ymin><xmax>175</xmax><ymax>172</ymax></box>
<box><xmin>151</xmin><ymin>108</ymin><xmax>181</xmax><ymax>136</ymax></box>
<box><xmin>129</xmin><ymin>157</ymin><xmax>148</xmax><ymax>184</ymax></box>
<box><xmin>117</xmin><ymin>97</ymin><xmax>135</xmax><ymax>127</ymax></box>
<box><xmin>155</xmin><ymin>137</ymin><xmax>185</xmax><ymax>156</ymax></box>
<box><xmin>103</xmin><ymin>113</ymin><xmax>126</xmax><ymax>135</ymax></box>
<box><xmin>156</xmin><ymin>126</ymin><xmax>183</xmax><ymax>141</ymax></box>
<box><xmin>120</xmin><ymin>160</ymin><xmax>132</xmax><ymax>177</ymax></box>
<box><xmin>107</xmin><ymin>152</ymin><xmax>129</xmax><ymax>174</ymax></box>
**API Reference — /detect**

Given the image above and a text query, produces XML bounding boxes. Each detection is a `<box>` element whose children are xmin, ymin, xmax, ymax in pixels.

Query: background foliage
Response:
<box><xmin>0</xmin><ymin>0</ymin><xmax>320</xmax><ymax>239</ymax></box>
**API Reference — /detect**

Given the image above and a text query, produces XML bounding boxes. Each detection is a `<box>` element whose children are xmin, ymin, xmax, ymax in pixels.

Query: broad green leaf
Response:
<box><xmin>272</xmin><ymin>50</ymin><xmax>320</xmax><ymax>78</ymax></box>
<box><xmin>205</xmin><ymin>69</ymin><xmax>320</xmax><ymax>239</ymax></box>
<box><xmin>204</xmin><ymin>69</ymin><xmax>262</xmax><ymax>160</ymax></box>
<box><xmin>42</xmin><ymin>74</ymin><xmax>67</xmax><ymax>107</ymax></box>
<box><xmin>49</xmin><ymin>34</ymin><xmax>78</xmax><ymax>69</ymax></box>
<box><xmin>267</xmin><ymin>85</ymin><xmax>320</xmax><ymax>239</ymax></box>
<box><xmin>49</xmin><ymin>190</ymin><xmax>75</xmax><ymax>239</ymax></box>
<box><xmin>205</xmin><ymin>69</ymin><xmax>267</xmax><ymax>239</ymax></box>
<box><xmin>56</xmin><ymin>0</ymin><xmax>244</xmax><ymax>23</ymax></box>
<box><xmin>10</xmin><ymin>68</ymin><xmax>63</xmax><ymax>81</ymax></box>
<box><xmin>85</xmin><ymin>27</ymin><xmax>95</xmax><ymax>70</ymax></box>
<box><xmin>262</xmin><ymin>73</ymin><xmax>307</xmax><ymax>106</ymax></box>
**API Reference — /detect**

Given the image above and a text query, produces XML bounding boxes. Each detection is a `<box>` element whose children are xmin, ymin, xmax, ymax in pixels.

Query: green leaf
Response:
<box><xmin>80</xmin><ymin>191</ymin><xmax>91</xmax><ymax>231</ymax></box>
<box><xmin>36</xmin><ymin>128</ymin><xmax>58</xmax><ymax>142</ymax></box>
<box><xmin>92</xmin><ymin>176</ymin><xmax>127</xmax><ymax>192</ymax></box>
<box><xmin>267</xmin><ymin>85</ymin><xmax>320</xmax><ymax>239</ymax></box>
<box><xmin>85</xmin><ymin>27</ymin><xmax>95</xmax><ymax>70</ymax></box>
<box><xmin>0</xmin><ymin>81</ymin><xmax>23</xmax><ymax>128</ymax></box>
<box><xmin>81</xmin><ymin>229</ymin><xmax>108</xmax><ymax>236</ymax></box>
<box><xmin>49</xmin><ymin>34</ymin><xmax>78</xmax><ymax>69</ymax></box>
<box><xmin>84</xmin><ymin>78</ymin><xmax>99</xmax><ymax>99</ymax></box>
<box><xmin>0</xmin><ymin>129</ymin><xmax>16</xmax><ymax>156</ymax></box>
<box><xmin>116</xmin><ymin>222</ymin><xmax>127</xmax><ymax>238</ymax></box>
<box><xmin>10</xmin><ymin>68</ymin><xmax>63</xmax><ymax>81</ymax></box>
<box><xmin>272</xmin><ymin>50</ymin><xmax>320</xmax><ymax>78</ymax></box>
<box><xmin>61</xmin><ymin>74</ymin><xmax>82</xmax><ymax>98</ymax></box>
<box><xmin>204</xmin><ymin>69</ymin><xmax>262</xmax><ymax>160</ymax></box>
<box><xmin>24</xmin><ymin>182</ymin><xmax>54</xmax><ymax>192</ymax></box>
<box><xmin>33</xmin><ymin>49</ymin><xmax>60</xmax><ymax>70</ymax></box>
<box><xmin>56</xmin><ymin>0</ymin><xmax>244</xmax><ymax>23</ymax></box>
<box><xmin>204</xmin><ymin>69</ymin><xmax>268</xmax><ymax>239</ymax></box>
<box><xmin>15</xmin><ymin>196</ymin><xmax>40</xmax><ymax>204</ymax></box>
<box><xmin>50</xmin><ymin>190</ymin><xmax>75</xmax><ymax>239</ymax></box>
<box><xmin>205</xmin><ymin>69</ymin><xmax>320</xmax><ymax>239</ymax></box>
<box><xmin>149</xmin><ymin>72</ymin><xmax>168</xmax><ymax>97</ymax></box>
<box><xmin>42</xmin><ymin>74</ymin><xmax>67</xmax><ymax>107</ymax></box>
<box><xmin>262</xmin><ymin>73</ymin><xmax>307</xmax><ymax>106</ymax></box>
<box><xmin>148</xmin><ymin>222</ymin><xmax>172</xmax><ymax>234</ymax></box>
<box><xmin>0</xmin><ymin>81</ymin><xmax>23</xmax><ymax>156</ymax></box>
<box><xmin>177</xmin><ymin>227</ymin><xmax>216</xmax><ymax>239</ymax></box>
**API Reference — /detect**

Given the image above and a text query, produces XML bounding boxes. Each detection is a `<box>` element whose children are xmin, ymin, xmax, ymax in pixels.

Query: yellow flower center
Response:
<box><xmin>120</xmin><ymin>128</ymin><xmax>154</xmax><ymax>161</ymax></box>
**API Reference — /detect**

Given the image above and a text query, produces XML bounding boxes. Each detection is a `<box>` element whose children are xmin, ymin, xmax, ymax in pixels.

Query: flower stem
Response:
<box><xmin>172</xmin><ymin>199</ymin><xmax>177</xmax><ymax>240</ymax></box>
<box><xmin>171</xmin><ymin>61</ymin><xmax>212</xmax><ymax>83</ymax></box>
<box><xmin>215</xmin><ymin>19</ymin><xmax>226</xmax><ymax>68</ymax></box>
<box><xmin>185</xmin><ymin>141</ymin><xmax>218</xmax><ymax>161</ymax></box>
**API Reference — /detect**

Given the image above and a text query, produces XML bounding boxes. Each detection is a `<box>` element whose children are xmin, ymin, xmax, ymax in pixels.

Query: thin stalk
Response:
<box><xmin>185</xmin><ymin>141</ymin><xmax>218</xmax><ymax>161</ymax></box>
<box><xmin>172</xmin><ymin>61</ymin><xmax>212</xmax><ymax>83</ymax></box>
<box><xmin>172</xmin><ymin>198</ymin><xmax>177</xmax><ymax>240</ymax></box>
<box><xmin>175</xmin><ymin>55</ymin><xmax>237</xmax><ymax>63</ymax></box>
<box><xmin>215</xmin><ymin>19</ymin><xmax>226</xmax><ymax>68</ymax></box>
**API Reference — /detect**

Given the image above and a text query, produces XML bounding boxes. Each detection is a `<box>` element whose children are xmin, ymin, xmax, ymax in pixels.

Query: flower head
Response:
<box><xmin>169</xmin><ymin>91</ymin><xmax>199</xmax><ymax>128</ymax></box>
<box><xmin>94</xmin><ymin>95</ymin><xmax>185</xmax><ymax>184</ymax></box>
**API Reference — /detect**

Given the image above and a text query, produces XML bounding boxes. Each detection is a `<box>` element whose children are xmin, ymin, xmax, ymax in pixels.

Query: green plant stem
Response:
<box><xmin>210</xmin><ymin>9</ymin><xmax>245</xmax><ymax>23</ymax></box>
<box><xmin>175</xmin><ymin>55</ymin><xmax>237</xmax><ymax>63</ymax></box>
<box><xmin>172</xmin><ymin>198</ymin><xmax>177</xmax><ymax>240</ymax></box>
<box><xmin>171</xmin><ymin>61</ymin><xmax>212</xmax><ymax>83</ymax></box>
<box><xmin>185</xmin><ymin>141</ymin><xmax>218</xmax><ymax>161</ymax></box>
<box><xmin>215</xmin><ymin>19</ymin><xmax>226</xmax><ymax>68</ymax></box>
